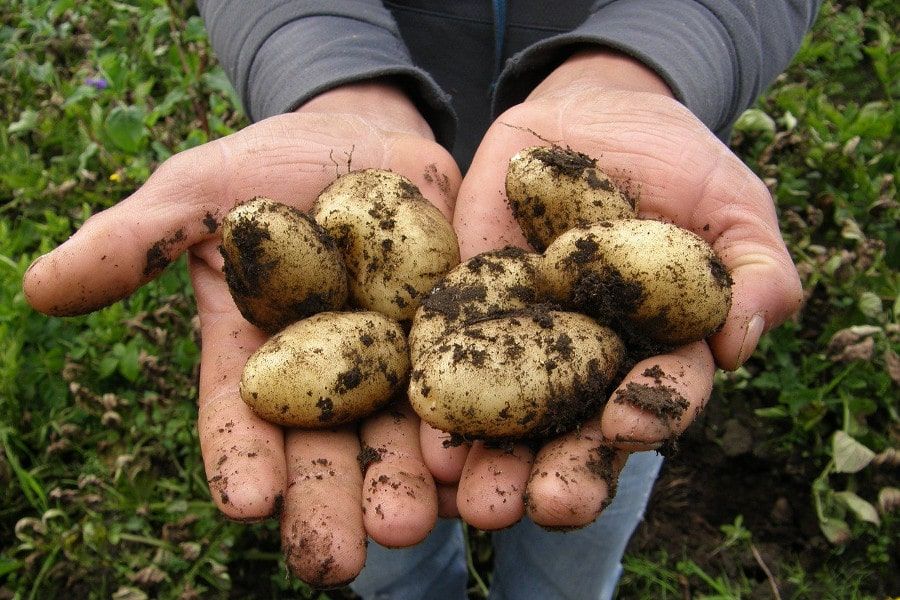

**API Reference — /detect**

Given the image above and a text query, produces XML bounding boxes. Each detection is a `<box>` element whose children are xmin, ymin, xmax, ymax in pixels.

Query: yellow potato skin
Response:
<box><xmin>241</xmin><ymin>312</ymin><xmax>409</xmax><ymax>427</ymax></box>
<box><xmin>409</xmin><ymin>310</ymin><xmax>624</xmax><ymax>440</ymax></box>
<box><xmin>542</xmin><ymin>219</ymin><xmax>733</xmax><ymax>346</ymax></box>
<box><xmin>506</xmin><ymin>146</ymin><xmax>636</xmax><ymax>251</ymax></box>
<box><xmin>313</xmin><ymin>169</ymin><xmax>460</xmax><ymax>322</ymax></box>
<box><xmin>408</xmin><ymin>247</ymin><xmax>542</xmax><ymax>363</ymax></box>
<box><xmin>220</xmin><ymin>197</ymin><xmax>348</xmax><ymax>334</ymax></box>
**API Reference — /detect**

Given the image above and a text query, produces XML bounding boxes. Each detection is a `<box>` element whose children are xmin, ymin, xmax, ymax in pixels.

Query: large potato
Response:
<box><xmin>542</xmin><ymin>219</ymin><xmax>732</xmax><ymax>346</ymax></box>
<box><xmin>241</xmin><ymin>311</ymin><xmax>409</xmax><ymax>427</ymax></box>
<box><xmin>313</xmin><ymin>169</ymin><xmax>460</xmax><ymax>322</ymax></box>
<box><xmin>408</xmin><ymin>247</ymin><xmax>543</xmax><ymax>362</ymax></box>
<box><xmin>506</xmin><ymin>145</ymin><xmax>636</xmax><ymax>251</ymax></box>
<box><xmin>409</xmin><ymin>309</ymin><xmax>624</xmax><ymax>440</ymax></box>
<box><xmin>220</xmin><ymin>197</ymin><xmax>348</xmax><ymax>334</ymax></box>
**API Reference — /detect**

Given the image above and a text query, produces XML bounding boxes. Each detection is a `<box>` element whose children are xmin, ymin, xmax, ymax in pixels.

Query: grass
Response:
<box><xmin>0</xmin><ymin>0</ymin><xmax>897</xmax><ymax>599</ymax></box>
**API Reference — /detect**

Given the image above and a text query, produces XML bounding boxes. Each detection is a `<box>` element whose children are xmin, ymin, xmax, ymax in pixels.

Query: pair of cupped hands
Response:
<box><xmin>23</xmin><ymin>50</ymin><xmax>801</xmax><ymax>587</ymax></box>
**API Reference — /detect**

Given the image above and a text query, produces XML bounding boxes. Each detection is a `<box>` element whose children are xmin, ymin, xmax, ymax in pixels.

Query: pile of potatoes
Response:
<box><xmin>224</xmin><ymin>146</ymin><xmax>732</xmax><ymax>442</ymax></box>
<box><xmin>407</xmin><ymin>146</ymin><xmax>732</xmax><ymax>440</ymax></box>
<box><xmin>221</xmin><ymin>170</ymin><xmax>459</xmax><ymax>428</ymax></box>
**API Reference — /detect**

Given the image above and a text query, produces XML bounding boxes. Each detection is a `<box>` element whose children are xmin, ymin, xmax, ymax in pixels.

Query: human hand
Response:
<box><xmin>420</xmin><ymin>50</ymin><xmax>803</xmax><ymax>529</ymax></box>
<box><xmin>23</xmin><ymin>82</ymin><xmax>460</xmax><ymax>586</ymax></box>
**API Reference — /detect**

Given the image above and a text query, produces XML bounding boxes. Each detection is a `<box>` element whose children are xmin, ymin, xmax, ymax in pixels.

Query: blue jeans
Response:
<box><xmin>350</xmin><ymin>451</ymin><xmax>663</xmax><ymax>600</ymax></box>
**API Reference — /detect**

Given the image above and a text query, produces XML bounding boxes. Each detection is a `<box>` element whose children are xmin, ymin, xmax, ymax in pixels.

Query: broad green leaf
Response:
<box><xmin>734</xmin><ymin>108</ymin><xmax>776</xmax><ymax>136</ymax></box>
<box><xmin>8</xmin><ymin>109</ymin><xmax>39</xmax><ymax>135</ymax></box>
<box><xmin>858</xmin><ymin>291</ymin><xmax>883</xmax><ymax>319</ymax></box>
<box><xmin>105</xmin><ymin>106</ymin><xmax>147</xmax><ymax>154</ymax></box>
<box><xmin>117</xmin><ymin>342</ymin><xmax>140</xmax><ymax>383</ymax></box>
<box><xmin>834</xmin><ymin>491</ymin><xmax>880</xmax><ymax>525</ymax></box>
<box><xmin>832</xmin><ymin>431</ymin><xmax>875</xmax><ymax>473</ymax></box>
<box><xmin>820</xmin><ymin>517</ymin><xmax>851</xmax><ymax>544</ymax></box>
<box><xmin>0</xmin><ymin>557</ymin><xmax>21</xmax><ymax>578</ymax></box>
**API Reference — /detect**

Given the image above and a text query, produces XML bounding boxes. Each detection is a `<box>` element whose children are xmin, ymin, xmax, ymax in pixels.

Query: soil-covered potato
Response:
<box><xmin>241</xmin><ymin>311</ymin><xmax>409</xmax><ymax>427</ymax></box>
<box><xmin>409</xmin><ymin>308</ymin><xmax>624</xmax><ymax>440</ymax></box>
<box><xmin>313</xmin><ymin>169</ymin><xmax>460</xmax><ymax>323</ymax></box>
<box><xmin>542</xmin><ymin>219</ymin><xmax>732</xmax><ymax>346</ymax></box>
<box><xmin>408</xmin><ymin>247</ymin><xmax>543</xmax><ymax>362</ymax></box>
<box><xmin>506</xmin><ymin>146</ymin><xmax>636</xmax><ymax>252</ymax></box>
<box><xmin>220</xmin><ymin>197</ymin><xmax>348</xmax><ymax>334</ymax></box>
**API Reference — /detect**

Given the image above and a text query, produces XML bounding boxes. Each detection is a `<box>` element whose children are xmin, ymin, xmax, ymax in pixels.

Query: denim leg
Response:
<box><xmin>349</xmin><ymin>518</ymin><xmax>468</xmax><ymax>600</ymax></box>
<box><xmin>489</xmin><ymin>451</ymin><xmax>663</xmax><ymax>600</ymax></box>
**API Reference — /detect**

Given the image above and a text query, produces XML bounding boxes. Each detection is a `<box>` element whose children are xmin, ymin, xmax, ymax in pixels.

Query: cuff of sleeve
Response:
<box><xmin>492</xmin><ymin>0</ymin><xmax>738</xmax><ymax>133</ymax></box>
<box><xmin>248</xmin><ymin>15</ymin><xmax>456</xmax><ymax>149</ymax></box>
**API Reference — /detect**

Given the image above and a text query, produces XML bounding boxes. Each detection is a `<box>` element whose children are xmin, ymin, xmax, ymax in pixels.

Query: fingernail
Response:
<box><xmin>737</xmin><ymin>313</ymin><xmax>766</xmax><ymax>366</ymax></box>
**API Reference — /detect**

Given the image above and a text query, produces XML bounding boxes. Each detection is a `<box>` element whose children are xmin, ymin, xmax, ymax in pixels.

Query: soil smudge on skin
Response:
<box><xmin>203</xmin><ymin>211</ymin><xmax>219</xmax><ymax>233</ymax></box>
<box><xmin>357</xmin><ymin>444</ymin><xmax>383</xmax><ymax>472</ymax></box>
<box><xmin>613</xmin><ymin>382</ymin><xmax>689</xmax><ymax>421</ymax></box>
<box><xmin>533</xmin><ymin>146</ymin><xmax>596</xmax><ymax>178</ymax></box>
<box><xmin>144</xmin><ymin>229</ymin><xmax>186</xmax><ymax>277</ymax></box>
<box><xmin>708</xmin><ymin>254</ymin><xmax>733</xmax><ymax>289</ymax></box>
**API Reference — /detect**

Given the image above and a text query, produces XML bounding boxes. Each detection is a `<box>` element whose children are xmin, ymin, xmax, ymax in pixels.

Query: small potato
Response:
<box><xmin>409</xmin><ymin>309</ymin><xmax>624</xmax><ymax>440</ymax></box>
<box><xmin>542</xmin><ymin>219</ymin><xmax>732</xmax><ymax>346</ymax></box>
<box><xmin>506</xmin><ymin>146</ymin><xmax>636</xmax><ymax>251</ymax></box>
<box><xmin>241</xmin><ymin>311</ymin><xmax>409</xmax><ymax>427</ymax></box>
<box><xmin>220</xmin><ymin>197</ymin><xmax>348</xmax><ymax>334</ymax></box>
<box><xmin>313</xmin><ymin>169</ymin><xmax>460</xmax><ymax>323</ymax></box>
<box><xmin>408</xmin><ymin>247</ymin><xmax>543</xmax><ymax>362</ymax></box>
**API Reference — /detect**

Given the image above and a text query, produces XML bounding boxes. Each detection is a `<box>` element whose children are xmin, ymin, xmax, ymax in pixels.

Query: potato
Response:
<box><xmin>408</xmin><ymin>247</ymin><xmax>543</xmax><ymax>362</ymax></box>
<box><xmin>220</xmin><ymin>197</ymin><xmax>348</xmax><ymax>334</ymax></box>
<box><xmin>542</xmin><ymin>219</ymin><xmax>732</xmax><ymax>346</ymax></box>
<box><xmin>506</xmin><ymin>145</ymin><xmax>636</xmax><ymax>251</ymax></box>
<box><xmin>241</xmin><ymin>311</ymin><xmax>409</xmax><ymax>427</ymax></box>
<box><xmin>313</xmin><ymin>169</ymin><xmax>460</xmax><ymax>322</ymax></box>
<box><xmin>409</xmin><ymin>309</ymin><xmax>624</xmax><ymax>440</ymax></box>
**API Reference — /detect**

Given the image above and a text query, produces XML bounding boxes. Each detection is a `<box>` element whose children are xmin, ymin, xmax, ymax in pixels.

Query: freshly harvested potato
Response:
<box><xmin>241</xmin><ymin>311</ymin><xmax>409</xmax><ymax>427</ymax></box>
<box><xmin>542</xmin><ymin>219</ymin><xmax>732</xmax><ymax>346</ymax></box>
<box><xmin>409</xmin><ymin>309</ymin><xmax>624</xmax><ymax>440</ymax></box>
<box><xmin>313</xmin><ymin>169</ymin><xmax>460</xmax><ymax>322</ymax></box>
<box><xmin>220</xmin><ymin>197</ymin><xmax>348</xmax><ymax>334</ymax></box>
<box><xmin>506</xmin><ymin>145</ymin><xmax>636</xmax><ymax>251</ymax></box>
<box><xmin>408</xmin><ymin>247</ymin><xmax>543</xmax><ymax>362</ymax></box>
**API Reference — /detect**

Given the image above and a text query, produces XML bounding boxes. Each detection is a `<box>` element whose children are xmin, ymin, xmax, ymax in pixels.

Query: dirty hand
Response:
<box><xmin>421</xmin><ymin>50</ymin><xmax>803</xmax><ymax>529</ymax></box>
<box><xmin>23</xmin><ymin>82</ymin><xmax>459</xmax><ymax>587</ymax></box>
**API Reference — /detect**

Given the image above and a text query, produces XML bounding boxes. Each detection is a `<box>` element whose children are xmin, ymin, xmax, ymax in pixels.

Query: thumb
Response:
<box><xmin>23</xmin><ymin>143</ymin><xmax>226</xmax><ymax>316</ymax></box>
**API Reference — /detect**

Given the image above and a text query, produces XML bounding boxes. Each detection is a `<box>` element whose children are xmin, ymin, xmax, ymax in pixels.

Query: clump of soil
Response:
<box><xmin>613</xmin><ymin>381</ymin><xmax>690</xmax><ymax>421</ymax></box>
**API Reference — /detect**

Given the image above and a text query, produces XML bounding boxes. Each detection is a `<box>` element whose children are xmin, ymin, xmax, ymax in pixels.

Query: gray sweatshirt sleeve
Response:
<box><xmin>493</xmin><ymin>0</ymin><xmax>822</xmax><ymax>137</ymax></box>
<box><xmin>196</xmin><ymin>0</ymin><xmax>456</xmax><ymax>146</ymax></box>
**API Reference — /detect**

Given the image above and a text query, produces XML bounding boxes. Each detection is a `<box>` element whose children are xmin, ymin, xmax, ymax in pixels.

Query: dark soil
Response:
<box><xmin>622</xmin><ymin>391</ymin><xmax>900</xmax><ymax>599</ymax></box>
<box><xmin>613</xmin><ymin>381</ymin><xmax>690</xmax><ymax>421</ymax></box>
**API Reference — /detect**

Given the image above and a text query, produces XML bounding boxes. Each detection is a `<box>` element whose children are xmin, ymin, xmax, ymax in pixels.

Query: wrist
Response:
<box><xmin>296</xmin><ymin>80</ymin><xmax>435</xmax><ymax>141</ymax></box>
<box><xmin>528</xmin><ymin>49</ymin><xmax>674</xmax><ymax>102</ymax></box>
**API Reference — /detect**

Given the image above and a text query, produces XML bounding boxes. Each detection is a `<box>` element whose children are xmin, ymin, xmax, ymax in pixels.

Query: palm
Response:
<box><xmin>421</xmin><ymin>88</ymin><xmax>801</xmax><ymax>529</ymax></box>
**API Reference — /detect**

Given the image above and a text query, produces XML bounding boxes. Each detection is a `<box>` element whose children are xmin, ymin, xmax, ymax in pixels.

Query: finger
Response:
<box><xmin>601</xmin><ymin>341</ymin><xmax>715</xmax><ymax>449</ymax></box>
<box><xmin>281</xmin><ymin>426</ymin><xmax>366</xmax><ymax>588</ymax></box>
<box><xmin>360</xmin><ymin>402</ymin><xmax>438</xmax><ymax>548</ymax></box>
<box><xmin>192</xmin><ymin>257</ymin><xmax>286</xmax><ymax>520</ymax></box>
<box><xmin>525</xmin><ymin>415</ymin><xmax>628</xmax><ymax>528</ymax></box>
<box><xmin>419</xmin><ymin>421</ymin><xmax>470</xmax><ymax>484</ymax></box>
<box><xmin>23</xmin><ymin>114</ymin><xmax>460</xmax><ymax>316</ymax></box>
<box><xmin>456</xmin><ymin>442</ymin><xmax>533</xmax><ymax>530</ymax></box>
